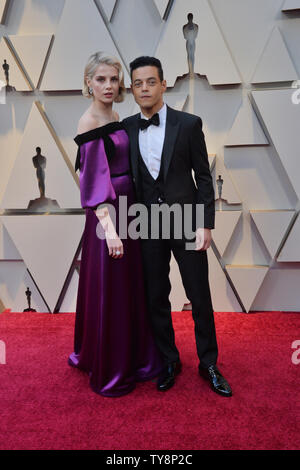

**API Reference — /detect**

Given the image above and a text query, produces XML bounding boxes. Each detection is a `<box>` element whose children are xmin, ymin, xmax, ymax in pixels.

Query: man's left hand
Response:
<box><xmin>195</xmin><ymin>228</ymin><xmax>212</xmax><ymax>251</ymax></box>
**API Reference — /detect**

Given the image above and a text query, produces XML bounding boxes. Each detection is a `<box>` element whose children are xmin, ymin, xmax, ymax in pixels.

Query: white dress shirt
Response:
<box><xmin>139</xmin><ymin>103</ymin><xmax>167</xmax><ymax>180</ymax></box>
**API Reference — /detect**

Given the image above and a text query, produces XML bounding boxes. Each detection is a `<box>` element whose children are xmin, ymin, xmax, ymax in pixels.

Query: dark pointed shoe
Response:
<box><xmin>157</xmin><ymin>361</ymin><xmax>182</xmax><ymax>391</ymax></box>
<box><xmin>199</xmin><ymin>365</ymin><xmax>232</xmax><ymax>397</ymax></box>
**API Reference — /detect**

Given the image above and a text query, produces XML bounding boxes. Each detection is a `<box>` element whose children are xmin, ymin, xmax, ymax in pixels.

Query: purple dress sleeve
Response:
<box><xmin>78</xmin><ymin>139</ymin><xmax>117</xmax><ymax>210</ymax></box>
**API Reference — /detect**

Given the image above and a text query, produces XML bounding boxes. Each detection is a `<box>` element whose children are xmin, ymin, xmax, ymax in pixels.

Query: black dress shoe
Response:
<box><xmin>199</xmin><ymin>365</ymin><xmax>232</xmax><ymax>397</ymax></box>
<box><xmin>157</xmin><ymin>361</ymin><xmax>182</xmax><ymax>391</ymax></box>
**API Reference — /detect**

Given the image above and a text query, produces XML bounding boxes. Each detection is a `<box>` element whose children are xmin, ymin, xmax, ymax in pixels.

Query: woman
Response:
<box><xmin>68</xmin><ymin>52</ymin><xmax>162</xmax><ymax>397</ymax></box>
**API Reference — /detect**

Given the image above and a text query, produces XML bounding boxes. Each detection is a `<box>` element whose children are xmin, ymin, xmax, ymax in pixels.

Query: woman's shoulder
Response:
<box><xmin>77</xmin><ymin>110</ymin><xmax>120</xmax><ymax>135</ymax></box>
<box><xmin>74</xmin><ymin>120</ymin><xmax>125</xmax><ymax>147</ymax></box>
<box><xmin>77</xmin><ymin>112</ymin><xmax>99</xmax><ymax>135</ymax></box>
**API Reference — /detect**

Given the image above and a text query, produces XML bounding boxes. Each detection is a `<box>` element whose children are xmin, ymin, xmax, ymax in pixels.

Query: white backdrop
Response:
<box><xmin>0</xmin><ymin>0</ymin><xmax>300</xmax><ymax>313</ymax></box>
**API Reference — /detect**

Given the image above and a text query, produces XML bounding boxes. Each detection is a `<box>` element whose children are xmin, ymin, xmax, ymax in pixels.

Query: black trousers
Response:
<box><xmin>140</xmin><ymin>235</ymin><xmax>218</xmax><ymax>369</ymax></box>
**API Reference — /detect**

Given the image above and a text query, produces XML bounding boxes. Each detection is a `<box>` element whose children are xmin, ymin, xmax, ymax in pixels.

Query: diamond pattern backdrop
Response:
<box><xmin>0</xmin><ymin>0</ymin><xmax>299</xmax><ymax>312</ymax></box>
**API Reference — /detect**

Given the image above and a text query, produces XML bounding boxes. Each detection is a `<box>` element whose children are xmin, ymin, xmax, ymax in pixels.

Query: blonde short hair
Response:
<box><xmin>83</xmin><ymin>51</ymin><xmax>126</xmax><ymax>103</ymax></box>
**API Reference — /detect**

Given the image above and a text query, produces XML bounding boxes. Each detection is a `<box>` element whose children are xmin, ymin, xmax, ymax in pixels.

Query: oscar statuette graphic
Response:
<box><xmin>2</xmin><ymin>59</ymin><xmax>16</xmax><ymax>91</ymax></box>
<box><xmin>183</xmin><ymin>13</ymin><xmax>198</xmax><ymax>77</ymax></box>
<box><xmin>215</xmin><ymin>174</ymin><xmax>235</xmax><ymax>211</ymax></box>
<box><xmin>27</xmin><ymin>146</ymin><xmax>60</xmax><ymax>211</ymax></box>
<box><xmin>217</xmin><ymin>175</ymin><xmax>224</xmax><ymax>200</ymax></box>
<box><xmin>23</xmin><ymin>287</ymin><xmax>36</xmax><ymax>312</ymax></box>
<box><xmin>183</xmin><ymin>13</ymin><xmax>199</xmax><ymax>114</ymax></box>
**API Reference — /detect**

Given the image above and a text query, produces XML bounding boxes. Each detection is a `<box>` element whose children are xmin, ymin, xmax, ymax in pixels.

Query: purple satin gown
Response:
<box><xmin>68</xmin><ymin>122</ymin><xmax>162</xmax><ymax>397</ymax></box>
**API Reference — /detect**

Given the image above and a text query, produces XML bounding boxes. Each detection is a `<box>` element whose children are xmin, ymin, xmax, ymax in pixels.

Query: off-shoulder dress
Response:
<box><xmin>68</xmin><ymin>122</ymin><xmax>162</xmax><ymax>397</ymax></box>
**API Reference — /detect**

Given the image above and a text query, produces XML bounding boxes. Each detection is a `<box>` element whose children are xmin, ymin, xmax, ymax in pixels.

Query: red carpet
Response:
<box><xmin>0</xmin><ymin>310</ymin><xmax>299</xmax><ymax>450</ymax></box>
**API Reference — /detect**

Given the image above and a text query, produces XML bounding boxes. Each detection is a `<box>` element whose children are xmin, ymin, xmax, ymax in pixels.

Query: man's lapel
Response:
<box><xmin>162</xmin><ymin>105</ymin><xmax>180</xmax><ymax>181</ymax></box>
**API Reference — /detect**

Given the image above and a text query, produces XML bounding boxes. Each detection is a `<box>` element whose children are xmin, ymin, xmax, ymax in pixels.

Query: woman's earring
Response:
<box><xmin>89</xmin><ymin>87</ymin><xmax>93</xmax><ymax>95</ymax></box>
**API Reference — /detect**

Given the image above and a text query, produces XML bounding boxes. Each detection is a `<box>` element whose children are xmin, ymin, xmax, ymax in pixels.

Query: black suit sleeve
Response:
<box><xmin>189</xmin><ymin>117</ymin><xmax>215</xmax><ymax>230</ymax></box>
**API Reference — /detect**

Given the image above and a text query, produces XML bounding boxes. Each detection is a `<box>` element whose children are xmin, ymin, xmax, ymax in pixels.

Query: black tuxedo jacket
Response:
<box><xmin>123</xmin><ymin>105</ymin><xmax>215</xmax><ymax>230</ymax></box>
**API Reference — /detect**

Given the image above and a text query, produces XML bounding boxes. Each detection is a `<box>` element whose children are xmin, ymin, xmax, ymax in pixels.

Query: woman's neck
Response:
<box><xmin>90</xmin><ymin>99</ymin><xmax>114</xmax><ymax>122</ymax></box>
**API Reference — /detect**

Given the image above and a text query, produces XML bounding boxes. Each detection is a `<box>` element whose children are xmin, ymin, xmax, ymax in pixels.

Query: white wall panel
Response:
<box><xmin>224</xmin><ymin>146</ymin><xmax>297</xmax><ymax>210</ymax></box>
<box><xmin>0</xmin><ymin>0</ymin><xmax>8</xmax><ymax>24</ymax></box>
<box><xmin>0</xmin><ymin>37</ymin><xmax>31</xmax><ymax>90</ymax></box>
<box><xmin>210</xmin><ymin>0</ymin><xmax>285</xmax><ymax>83</ymax></box>
<box><xmin>99</xmin><ymin>0</ymin><xmax>117</xmax><ymax>21</ymax></box>
<box><xmin>0</xmin><ymin>261</ymin><xmax>49</xmax><ymax>312</ymax></box>
<box><xmin>212</xmin><ymin>156</ymin><xmax>242</xmax><ymax>205</ymax></box>
<box><xmin>277</xmin><ymin>214</ymin><xmax>300</xmax><ymax>262</ymax></box>
<box><xmin>1</xmin><ymin>214</ymin><xmax>85</xmax><ymax>312</ymax></box>
<box><xmin>226</xmin><ymin>265</ymin><xmax>269</xmax><ymax>312</ymax></box>
<box><xmin>40</xmin><ymin>0</ymin><xmax>130</xmax><ymax>90</ymax></box>
<box><xmin>251</xmin><ymin>27</ymin><xmax>298</xmax><ymax>84</ymax></box>
<box><xmin>250</xmin><ymin>210</ymin><xmax>295</xmax><ymax>258</ymax></box>
<box><xmin>208</xmin><ymin>248</ymin><xmax>242</xmax><ymax>312</ymax></box>
<box><xmin>282</xmin><ymin>0</ymin><xmax>300</xmax><ymax>11</ymax></box>
<box><xmin>252</xmin><ymin>89</ymin><xmax>300</xmax><ymax>201</ymax></box>
<box><xmin>1</xmin><ymin>102</ymin><xmax>81</xmax><ymax>210</ymax></box>
<box><xmin>1</xmin><ymin>0</ymin><xmax>64</xmax><ymax>35</ymax></box>
<box><xmin>153</xmin><ymin>0</ymin><xmax>170</xmax><ymax>19</ymax></box>
<box><xmin>252</xmin><ymin>268</ymin><xmax>300</xmax><ymax>311</ymax></box>
<box><xmin>59</xmin><ymin>268</ymin><xmax>79</xmax><ymax>313</ymax></box>
<box><xmin>155</xmin><ymin>0</ymin><xmax>241</xmax><ymax>86</ymax></box>
<box><xmin>213</xmin><ymin>211</ymin><xmax>242</xmax><ymax>257</ymax></box>
<box><xmin>9</xmin><ymin>35</ymin><xmax>52</xmax><ymax>89</ymax></box>
<box><xmin>225</xmin><ymin>95</ymin><xmax>268</xmax><ymax>146</ymax></box>
<box><xmin>109</xmin><ymin>0</ymin><xmax>164</xmax><ymax>65</ymax></box>
<box><xmin>0</xmin><ymin>221</ymin><xmax>22</xmax><ymax>260</ymax></box>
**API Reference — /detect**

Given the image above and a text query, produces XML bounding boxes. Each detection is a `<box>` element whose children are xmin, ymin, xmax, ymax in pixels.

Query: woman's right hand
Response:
<box><xmin>95</xmin><ymin>206</ymin><xmax>124</xmax><ymax>259</ymax></box>
<box><xmin>105</xmin><ymin>231</ymin><xmax>124</xmax><ymax>259</ymax></box>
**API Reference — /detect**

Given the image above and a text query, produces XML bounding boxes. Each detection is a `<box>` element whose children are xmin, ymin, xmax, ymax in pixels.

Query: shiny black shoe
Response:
<box><xmin>199</xmin><ymin>365</ymin><xmax>232</xmax><ymax>397</ymax></box>
<box><xmin>157</xmin><ymin>361</ymin><xmax>182</xmax><ymax>391</ymax></box>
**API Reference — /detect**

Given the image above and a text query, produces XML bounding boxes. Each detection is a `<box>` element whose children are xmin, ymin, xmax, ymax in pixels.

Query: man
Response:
<box><xmin>123</xmin><ymin>56</ymin><xmax>232</xmax><ymax>397</ymax></box>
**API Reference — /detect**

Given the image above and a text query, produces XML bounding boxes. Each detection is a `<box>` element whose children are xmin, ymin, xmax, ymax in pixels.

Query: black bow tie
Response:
<box><xmin>138</xmin><ymin>113</ymin><xmax>160</xmax><ymax>131</ymax></box>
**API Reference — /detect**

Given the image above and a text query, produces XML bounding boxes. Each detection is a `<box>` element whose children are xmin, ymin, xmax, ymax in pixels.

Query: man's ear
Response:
<box><xmin>162</xmin><ymin>80</ymin><xmax>167</xmax><ymax>92</ymax></box>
